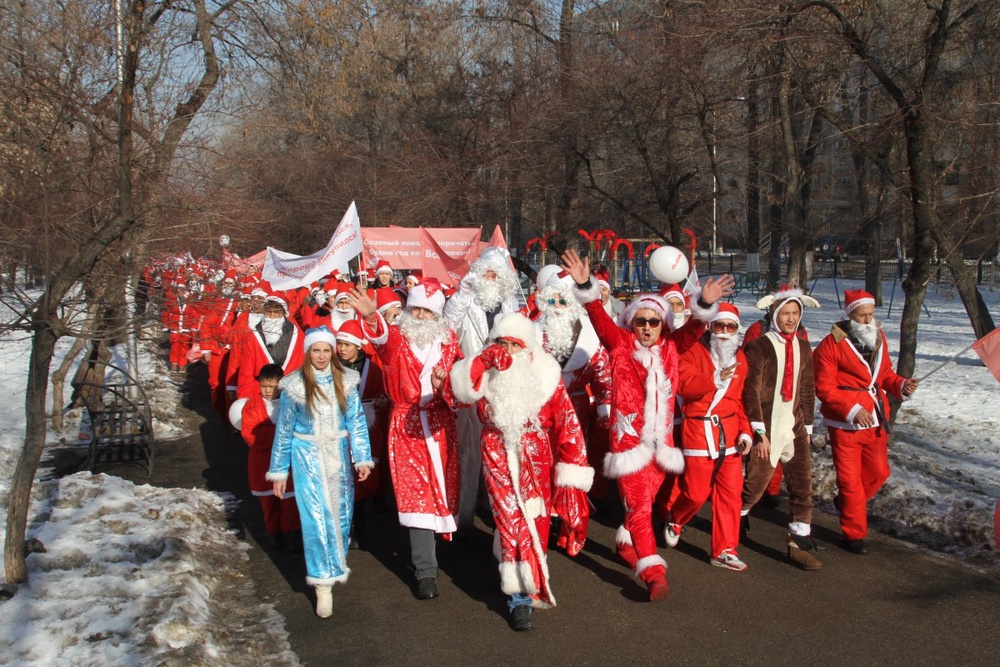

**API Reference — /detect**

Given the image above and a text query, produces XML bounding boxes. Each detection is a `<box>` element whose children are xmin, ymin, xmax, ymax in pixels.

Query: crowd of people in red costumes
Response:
<box><xmin>144</xmin><ymin>244</ymin><xmax>917</xmax><ymax>631</ymax></box>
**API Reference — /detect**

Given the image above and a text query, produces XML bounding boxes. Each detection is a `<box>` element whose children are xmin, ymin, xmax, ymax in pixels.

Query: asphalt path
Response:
<box><xmin>144</xmin><ymin>365</ymin><xmax>1000</xmax><ymax>666</ymax></box>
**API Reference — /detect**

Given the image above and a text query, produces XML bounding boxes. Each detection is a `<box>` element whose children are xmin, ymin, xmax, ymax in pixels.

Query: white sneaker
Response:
<box><xmin>315</xmin><ymin>585</ymin><xmax>333</xmax><ymax>618</ymax></box>
<box><xmin>711</xmin><ymin>549</ymin><xmax>748</xmax><ymax>572</ymax></box>
<box><xmin>663</xmin><ymin>523</ymin><xmax>682</xmax><ymax>548</ymax></box>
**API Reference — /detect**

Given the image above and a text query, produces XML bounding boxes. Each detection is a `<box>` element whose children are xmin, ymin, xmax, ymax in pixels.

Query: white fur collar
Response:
<box><xmin>279</xmin><ymin>367</ymin><xmax>361</xmax><ymax>405</ymax></box>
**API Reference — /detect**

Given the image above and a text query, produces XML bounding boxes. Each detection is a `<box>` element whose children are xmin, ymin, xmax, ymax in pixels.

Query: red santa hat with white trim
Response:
<box><xmin>711</xmin><ymin>301</ymin><xmax>741</xmax><ymax>327</ymax></box>
<box><xmin>658</xmin><ymin>283</ymin><xmax>689</xmax><ymax>306</ymax></box>
<box><xmin>263</xmin><ymin>291</ymin><xmax>289</xmax><ymax>316</ymax></box>
<box><xmin>594</xmin><ymin>268</ymin><xmax>612</xmax><ymax>291</ymax></box>
<box><xmin>406</xmin><ymin>277</ymin><xmax>446</xmax><ymax>316</ymax></box>
<box><xmin>488</xmin><ymin>312</ymin><xmax>540</xmax><ymax>351</ymax></box>
<box><xmin>616</xmin><ymin>293</ymin><xmax>671</xmax><ymax>329</ymax></box>
<box><xmin>844</xmin><ymin>288</ymin><xmax>875</xmax><ymax>315</ymax></box>
<box><xmin>375</xmin><ymin>259</ymin><xmax>394</xmax><ymax>276</ymax></box>
<box><xmin>336</xmin><ymin>319</ymin><xmax>365</xmax><ymax>348</ymax></box>
<box><xmin>375</xmin><ymin>287</ymin><xmax>402</xmax><ymax>314</ymax></box>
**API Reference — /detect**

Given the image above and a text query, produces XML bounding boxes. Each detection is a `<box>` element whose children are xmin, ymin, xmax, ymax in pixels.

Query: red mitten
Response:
<box><xmin>478</xmin><ymin>344</ymin><xmax>513</xmax><ymax>371</ymax></box>
<box><xmin>552</xmin><ymin>486</ymin><xmax>590</xmax><ymax>557</ymax></box>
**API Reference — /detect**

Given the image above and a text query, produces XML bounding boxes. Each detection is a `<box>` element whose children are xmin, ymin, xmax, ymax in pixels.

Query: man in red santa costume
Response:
<box><xmin>237</xmin><ymin>294</ymin><xmax>305</xmax><ymax>399</ymax></box>
<box><xmin>443</xmin><ymin>247</ymin><xmax>521</xmax><ymax>532</ymax></box>
<box><xmin>198</xmin><ymin>272</ymin><xmax>240</xmax><ymax>419</ymax></box>
<box><xmin>561</xmin><ymin>249</ymin><xmax>733</xmax><ymax>600</ymax></box>
<box><xmin>450</xmin><ymin>313</ymin><xmax>593</xmax><ymax>631</ymax></box>
<box><xmin>813</xmin><ymin>289</ymin><xmax>919</xmax><ymax>554</ymax></box>
<box><xmin>373</xmin><ymin>287</ymin><xmax>403</xmax><ymax>325</ymax></box>
<box><xmin>740</xmin><ymin>287</ymin><xmax>821</xmax><ymax>570</ymax></box>
<box><xmin>663</xmin><ymin>302</ymin><xmax>752</xmax><ymax>572</ymax></box>
<box><xmin>352</xmin><ymin>279</ymin><xmax>463</xmax><ymax>601</ymax></box>
<box><xmin>161</xmin><ymin>284</ymin><xmax>201</xmax><ymax>372</ymax></box>
<box><xmin>534</xmin><ymin>271</ymin><xmax>612</xmax><ymax>524</ymax></box>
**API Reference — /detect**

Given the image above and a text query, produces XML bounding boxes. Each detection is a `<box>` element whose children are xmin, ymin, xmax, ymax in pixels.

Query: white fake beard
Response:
<box><xmin>220</xmin><ymin>285</ymin><xmax>234</xmax><ymax>297</ymax></box>
<box><xmin>540</xmin><ymin>310</ymin><xmax>580</xmax><ymax>362</ymax></box>
<box><xmin>709</xmin><ymin>332</ymin><xmax>739</xmax><ymax>369</ymax></box>
<box><xmin>667</xmin><ymin>310</ymin><xmax>689</xmax><ymax>333</ymax></box>
<box><xmin>474</xmin><ymin>273</ymin><xmax>516</xmax><ymax>311</ymax></box>
<box><xmin>398</xmin><ymin>311</ymin><xmax>448</xmax><ymax>348</ymax></box>
<box><xmin>850</xmin><ymin>319</ymin><xmax>879</xmax><ymax>350</ymax></box>
<box><xmin>260</xmin><ymin>317</ymin><xmax>284</xmax><ymax>346</ymax></box>
<box><xmin>486</xmin><ymin>350</ymin><xmax>541</xmax><ymax>448</ymax></box>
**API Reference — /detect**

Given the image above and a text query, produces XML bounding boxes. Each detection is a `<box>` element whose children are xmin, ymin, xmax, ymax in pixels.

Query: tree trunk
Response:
<box><xmin>50</xmin><ymin>335</ymin><xmax>88</xmax><ymax>433</ymax></box>
<box><xmin>4</xmin><ymin>321</ymin><xmax>57</xmax><ymax>584</ymax></box>
<box><xmin>933</xmin><ymin>229</ymin><xmax>997</xmax><ymax>337</ymax></box>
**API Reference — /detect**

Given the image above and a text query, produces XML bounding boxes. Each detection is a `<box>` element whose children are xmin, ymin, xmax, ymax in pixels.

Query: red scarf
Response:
<box><xmin>778</xmin><ymin>331</ymin><xmax>796</xmax><ymax>402</ymax></box>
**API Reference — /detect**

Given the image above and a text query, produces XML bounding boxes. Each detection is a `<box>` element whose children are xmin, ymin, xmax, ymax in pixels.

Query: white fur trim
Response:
<box><xmin>304</xmin><ymin>327</ymin><xmax>337</xmax><ymax>350</ymax></box>
<box><xmin>654</xmin><ymin>444</ymin><xmax>685</xmax><ymax>474</ymax></box>
<box><xmin>635</xmin><ymin>554</ymin><xmax>667</xmax><ymax>576</ymax></box>
<box><xmin>688</xmin><ymin>297</ymin><xmax>720</xmax><ymax>323</ymax></box>
<box><xmin>615</xmin><ymin>525</ymin><xmax>633</xmax><ymax>546</ymax></box>
<box><xmin>353</xmin><ymin>460</ymin><xmax>375</xmax><ymax>469</ymax></box>
<box><xmin>265</xmin><ymin>471</ymin><xmax>288</xmax><ymax>482</ymax></box>
<box><xmin>306</xmin><ymin>572</ymin><xmax>350</xmax><ymax>587</ymax></box>
<box><xmin>499</xmin><ymin>561</ymin><xmax>539</xmax><ymax>596</ymax></box>
<box><xmin>450</xmin><ymin>356</ymin><xmax>487</xmax><ymax>403</ymax></box>
<box><xmin>488</xmin><ymin>312</ymin><xmax>539</xmax><ymax>350</ymax></box>
<box><xmin>523</xmin><ymin>497</ymin><xmax>547</xmax><ymax>519</ymax></box>
<box><xmin>751</xmin><ymin>421</ymin><xmax>766</xmax><ymax>434</ymax></box>
<box><xmin>362</xmin><ymin>313</ymin><xmax>389</xmax><ymax>346</ymax></box>
<box><xmin>572</xmin><ymin>280</ymin><xmax>602</xmax><ymax>305</ymax></box>
<box><xmin>554</xmin><ymin>463</ymin><xmax>595</xmax><ymax>491</ymax></box>
<box><xmin>603</xmin><ymin>445</ymin><xmax>654</xmax><ymax>479</ymax></box>
<box><xmin>397</xmin><ymin>512</ymin><xmax>458</xmax><ymax>533</ymax></box>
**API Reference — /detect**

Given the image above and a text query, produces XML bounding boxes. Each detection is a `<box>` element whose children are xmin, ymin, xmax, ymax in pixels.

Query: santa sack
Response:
<box><xmin>185</xmin><ymin>343</ymin><xmax>204</xmax><ymax>363</ymax></box>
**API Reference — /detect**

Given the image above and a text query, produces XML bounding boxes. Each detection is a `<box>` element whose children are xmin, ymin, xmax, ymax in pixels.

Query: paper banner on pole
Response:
<box><xmin>420</xmin><ymin>227</ymin><xmax>470</xmax><ymax>287</ymax></box>
<box><xmin>222</xmin><ymin>248</ymin><xmax>267</xmax><ymax>274</ymax></box>
<box><xmin>263</xmin><ymin>202</ymin><xmax>363</xmax><ymax>290</ymax></box>
<box><xmin>362</xmin><ymin>227</ymin><xmax>481</xmax><ymax>270</ymax></box>
<box><xmin>972</xmin><ymin>326</ymin><xmax>1000</xmax><ymax>383</ymax></box>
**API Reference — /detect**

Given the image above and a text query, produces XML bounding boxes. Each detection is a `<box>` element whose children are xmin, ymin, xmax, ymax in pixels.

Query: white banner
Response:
<box><xmin>263</xmin><ymin>202</ymin><xmax>363</xmax><ymax>290</ymax></box>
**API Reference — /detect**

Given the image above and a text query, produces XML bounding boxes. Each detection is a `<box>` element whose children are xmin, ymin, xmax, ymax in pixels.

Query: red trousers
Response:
<box><xmin>670</xmin><ymin>454</ymin><xmax>744</xmax><ymax>558</ymax></box>
<box><xmin>206</xmin><ymin>349</ymin><xmax>229</xmax><ymax>419</ymax></box>
<box><xmin>168</xmin><ymin>333</ymin><xmax>192</xmax><ymax>367</ymax></box>
<box><xmin>829</xmin><ymin>427</ymin><xmax>890</xmax><ymax>540</ymax></box>
<box><xmin>767</xmin><ymin>463</ymin><xmax>784</xmax><ymax>495</ymax></box>
<box><xmin>258</xmin><ymin>494</ymin><xmax>301</xmax><ymax>536</ymax></box>
<box><xmin>617</xmin><ymin>464</ymin><xmax>666</xmax><ymax>569</ymax></box>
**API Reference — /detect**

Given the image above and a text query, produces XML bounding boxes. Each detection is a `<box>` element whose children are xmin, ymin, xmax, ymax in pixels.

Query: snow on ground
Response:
<box><xmin>0</xmin><ymin>275</ymin><xmax>997</xmax><ymax>664</ymax></box>
<box><xmin>0</xmin><ymin>295</ymin><xmax>298</xmax><ymax>666</ymax></box>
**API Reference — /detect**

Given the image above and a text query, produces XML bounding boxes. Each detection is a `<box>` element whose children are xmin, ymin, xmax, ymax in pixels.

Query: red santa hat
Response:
<box><xmin>594</xmin><ymin>268</ymin><xmax>612</xmax><ymax>291</ymax></box>
<box><xmin>616</xmin><ymin>294</ymin><xmax>671</xmax><ymax>329</ymax></box>
<box><xmin>488</xmin><ymin>312</ymin><xmax>539</xmax><ymax>351</ymax></box>
<box><xmin>658</xmin><ymin>283</ymin><xmax>688</xmax><ymax>306</ymax></box>
<box><xmin>336</xmin><ymin>320</ymin><xmax>365</xmax><ymax>348</ymax></box>
<box><xmin>333</xmin><ymin>282</ymin><xmax>355</xmax><ymax>304</ymax></box>
<box><xmin>844</xmin><ymin>288</ymin><xmax>875</xmax><ymax>315</ymax></box>
<box><xmin>222</xmin><ymin>270</ymin><xmax>238</xmax><ymax>284</ymax></box>
<box><xmin>263</xmin><ymin>293</ymin><xmax>289</xmax><ymax>316</ymax></box>
<box><xmin>406</xmin><ymin>278</ymin><xmax>446</xmax><ymax>316</ymax></box>
<box><xmin>250</xmin><ymin>286</ymin><xmax>269</xmax><ymax>299</ymax></box>
<box><xmin>375</xmin><ymin>287</ymin><xmax>402</xmax><ymax>314</ymax></box>
<box><xmin>711</xmin><ymin>301</ymin><xmax>741</xmax><ymax>327</ymax></box>
<box><xmin>375</xmin><ymin>259</ymin><xmax>393</xmax><ymax>276</ymax></box>
<box><xmin>304</xmin><ymin>325</ymin><xmax>337</xmax><ymax>350</ymax></box>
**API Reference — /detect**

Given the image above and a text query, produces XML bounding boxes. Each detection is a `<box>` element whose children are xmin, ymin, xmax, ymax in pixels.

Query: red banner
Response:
<box><xmin>222</xmin><ymin>248</ymin><xmax>268</xmax><ymax>274</ymax></box>
<box><xmin>420</xmin><ymin>227</ymin><xmax>471</xmax><ymax>287</ymax></box>
<box><xmin>973</xmin><ymin>326</ymin><xmax>1000</xmax><ymax>383</ymax></box>
<box><xmin>361</xmin><ymin>227</ymin><xmax>481</xmax><ymax>270</ymax></box>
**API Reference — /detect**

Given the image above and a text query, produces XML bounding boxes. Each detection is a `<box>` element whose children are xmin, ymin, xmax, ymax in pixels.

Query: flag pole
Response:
<box><xmin>917</xmin><ymin>340</ymin><xmax>978</xmax><ymax>382</ymax></box>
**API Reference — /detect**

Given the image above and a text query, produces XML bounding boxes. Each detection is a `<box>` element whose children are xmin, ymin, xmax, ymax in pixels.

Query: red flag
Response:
<box><xmin>972</xmin><ymin>326</ymin><xmax>1000</xmax><ymax>383</ymax></box>
<box><xmin>420</xmin><ymin>227</ymin><xmax>469</xmax><ymax>287</ymax></box>
<box><xmin>482</xmin><ymin>224</ymin><xmax>516</xmax><ymax>271</ymax></box>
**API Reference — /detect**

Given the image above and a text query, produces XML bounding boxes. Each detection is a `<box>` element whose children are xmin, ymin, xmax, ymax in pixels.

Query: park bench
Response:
<box><xmin>70</xmin><ymin>351</ymin><xmax>155</xmax><ymax>479</ymax></box>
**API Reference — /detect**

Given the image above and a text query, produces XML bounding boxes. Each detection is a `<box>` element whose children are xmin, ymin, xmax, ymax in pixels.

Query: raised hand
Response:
<box><xmin>700</xmin><ymin>274</ymin><xmax>736</xmax><ymax>304</ymax></box>
<box><xmin>560</xmin><ymin>249</ymin><xmax>590</xmax><ymax>285</ymax></box>
<box><xmin>350</xmin><ymin>288</ymin><xmax>377</xmax><ymax>320</ymax></box>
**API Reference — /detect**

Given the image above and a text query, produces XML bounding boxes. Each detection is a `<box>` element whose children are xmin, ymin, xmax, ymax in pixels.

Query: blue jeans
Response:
<box><xmin>508</xmin><ymin>593</ymin><xmax>532</xmax><ymax>612</ymax></box>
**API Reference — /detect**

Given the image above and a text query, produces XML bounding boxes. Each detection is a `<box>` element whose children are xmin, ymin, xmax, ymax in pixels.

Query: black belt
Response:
<box><xmin>688</xmin><ymin>413</ymin><xmax>735</xmax><ymax>485</ymax></box>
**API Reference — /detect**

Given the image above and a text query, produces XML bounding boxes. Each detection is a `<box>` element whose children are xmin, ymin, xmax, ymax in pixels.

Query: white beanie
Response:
<box><xmin>406</xmin><ymin>279</ymin><xmax>446</xmax><ymax>316</ymax></box>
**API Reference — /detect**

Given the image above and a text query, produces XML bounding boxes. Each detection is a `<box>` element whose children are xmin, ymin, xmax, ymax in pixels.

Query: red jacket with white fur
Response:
<box><xmin>574</xmin><ymin>281</ymin><xmax>713</xmax><ymax>478</ymax></box>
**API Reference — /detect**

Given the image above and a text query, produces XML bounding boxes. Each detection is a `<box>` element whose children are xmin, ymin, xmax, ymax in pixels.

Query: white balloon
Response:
<box><xmin>219</xmin><ymin>234</ymin><xmax>231</xmax><ymax>247</ymax></box>
<box><xmin>648</xmin><ymin>246</ymin><xmax>690</xmax><ymax>285</ymax></box>
<box><xmin>228</xmin><ymin>398</ymin><xmax>248</xmax><ymax>430</ymax></box>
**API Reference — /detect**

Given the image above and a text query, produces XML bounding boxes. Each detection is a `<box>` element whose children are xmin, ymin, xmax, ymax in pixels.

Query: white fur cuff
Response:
<box><xmin>572</xmin><ymin>280</ymin><xmax>602</xmax><ymax>305</ymax></box>
<box><xmin>362</xmin><ymin>313</ymin><xmax>390</xmax><ymax>346</ymax></box>
<box><xmin>604</xmin><ymin>445</ymin><xmax>655</xmax><ymax>479</ymax></box>
<box><xmin>449</xmin><ymin>356</ymin><xmax>487</xmax><ymax>404</ymax></box>
<box><xmin>554</xmin><ymin>463</ymin><xmax>595</xmax><ymax>491</ymax></box>
<box><xmin>499</xmin><ymin>560</ymin><xmax>539</xmax><ymax>596</ymax></box>
<box><xmin>654</xmin><ymin>444</ymin><xmax>685</xmax><ymax>474</ymax></box>
<box><xmin>615</xmin><ymin>525</ymin><xmax>633</xmax><ymax>546</ymax></box>
<box><xmin>635</xmin><ymin>554</ymin><xmax>667</xmax><ymax>576</ymax></box>
<box><xmin>689</xmin><ymin>297</ymin><xmax>720</xmax><ymax>323</ymax></box>
<box><xmin>265</xmin><ymin>471</ymin><xmax>289</xmax><ymax>482</ymax></box>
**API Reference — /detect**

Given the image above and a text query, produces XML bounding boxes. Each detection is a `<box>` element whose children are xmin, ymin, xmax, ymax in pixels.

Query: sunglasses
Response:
<box><xmin>711</xmin><ymin>322</ymin><xmax>739</xmax><ymax>333</ymax></box>
<box><xmin>633</xmin><ymin>317</ymin><xmax>662</xmax><ymax>328</ymax></box>
<box><xmin>546</xmin><ymin>298</ymin><xmax>568</xmax><ymax>306</ymax></box>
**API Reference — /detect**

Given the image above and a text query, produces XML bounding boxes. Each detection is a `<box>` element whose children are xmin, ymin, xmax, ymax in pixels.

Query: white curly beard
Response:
<box><xmin>486</xmin><ymin>350</ymin><xmax>544</xmax><ymax>449</ymax></box>
<box><xmin>260</xmin><ymin>317</ymin><xmax>284</xmax><ymax>346</ymax></box>
<box><xmin>474</xmin><ymin>272</ymin><xmax>517</xmax><ymax>311</ymax></box>
<box><xmin>398</xmin><ymin>311</ymin><xmax>448</xmax><ymax>348</ymax></box>
<box><xmin>709</xmin><ymin>332</ymin><xmax>739</xmax><ymax>369</ymax></box>
<box><xmin>537</xmin><ymin>287</ymin><xmax>584</xmax><ymax>362</ymax></box>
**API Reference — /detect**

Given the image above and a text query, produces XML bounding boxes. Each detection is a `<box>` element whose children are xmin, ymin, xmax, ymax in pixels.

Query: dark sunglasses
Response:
<box><xmin>547</xmin><ymin>298</ymin><xmax>568</xmax><ymax>306</ymax></box>
<box><xmin>711</xmin><ymin>322</ymin><xmax>739</xmax><ymax>333</ymax></box>
<box><xmin>633</xmin><ymin>317</ymin><xmax>662</xmax><ymax>328</ymax></box>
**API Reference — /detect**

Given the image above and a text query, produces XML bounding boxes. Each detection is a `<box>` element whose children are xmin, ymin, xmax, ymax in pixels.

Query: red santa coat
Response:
<box><xmin>542</xmin><ymin>319</ymin><xmax>613</xmax><ymax>423</ymax></box>
<box><xmin>677</xmin><ymin>337</ymin><xmax>751</xmax><ymax>459</ymax></box>
<box><xmin>363</xmin><ymin>313</ymin><xmax>463</xmax><ymax>534</ymax></box>
<box><xmin>451</xmin><ymin>349</ymin><xmax>593</xmax><ymax>607</ymax></box>
<box><xmin>352</xmin><ymin>356</ymin><xmax>391</xmax><ymax>501</ymax></box>
<box><xmin>240</xmin><ymin>394</ymin><xmax>293</xmax><ymax>497</ymax></box>
<box><xmin>813</xmin><ymin>321</ymin><xmax>907</xmax><ymax>430</ymax></box>
<box><xmin>236</xmin><ymin>320</ymin><xmax>305</xmax><ymax>398</ymax></box>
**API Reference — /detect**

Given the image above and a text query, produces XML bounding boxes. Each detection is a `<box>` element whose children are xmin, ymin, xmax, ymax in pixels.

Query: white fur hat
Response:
<box><xmin>304</xmin><ymin>326</ymin><xmax>337</xmax><ymax>350</ymax></box>
<box><xmin>617</xmin><ymin>294</ymin><xmax>670</xmax><ymax>329</ymax></box>
<box><xmin>406</xmin><ymin>278</ymin><xmax>446</xmax><ymax>316</ymax></box>
<box><xmin>488</xmin><ymin>312</ymin><xmax>539</xmax><ymax>350</ymax></box>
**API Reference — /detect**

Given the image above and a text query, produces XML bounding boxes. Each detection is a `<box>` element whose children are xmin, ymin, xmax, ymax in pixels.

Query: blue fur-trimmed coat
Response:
<box><xmin>267</xmin><ymin>367</ymin><xmax>373</xmax><ymax>586</ymax></box>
